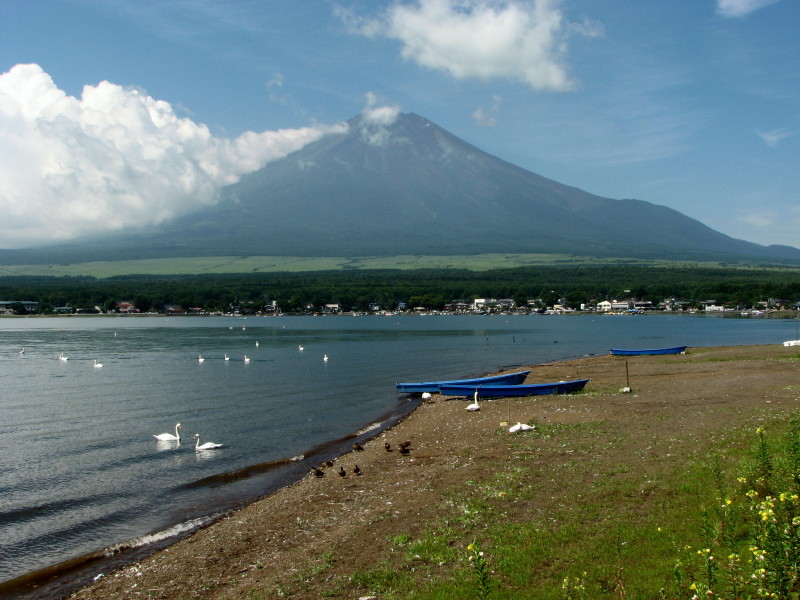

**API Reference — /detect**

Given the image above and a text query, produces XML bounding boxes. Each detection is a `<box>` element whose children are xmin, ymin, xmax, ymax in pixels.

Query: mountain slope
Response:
<box><xmin>3</xmin><ymin>112</ymin><xmax>799</xmax><ymax>264</ymax></box>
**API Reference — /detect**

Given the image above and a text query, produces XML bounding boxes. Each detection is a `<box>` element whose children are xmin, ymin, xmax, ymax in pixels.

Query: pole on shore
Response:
<box><xmin>621</xmin><ymin>360</ymin><xmax>632</xmax><ymax>393</ymax></box>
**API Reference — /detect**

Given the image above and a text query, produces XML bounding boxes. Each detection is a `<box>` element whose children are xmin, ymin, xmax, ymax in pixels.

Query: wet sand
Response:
<box><xmin>22</xmin><ymin>344</ymin><xmax>800</xmax><ymax>599</ymax></box>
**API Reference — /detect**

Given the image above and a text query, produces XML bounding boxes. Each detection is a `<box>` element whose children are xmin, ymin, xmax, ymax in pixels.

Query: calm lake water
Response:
<box><xmin>0</xmin><ymin>313</ymin><xmax>795</xmax><ymax>596</ymax></box>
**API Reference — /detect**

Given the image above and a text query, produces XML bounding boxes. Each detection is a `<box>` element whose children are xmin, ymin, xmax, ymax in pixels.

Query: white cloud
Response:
<box><xmin>472</xmin><ymin>95</ymin><xmax>503</xmax><ymax>127</ymax></box>
<box><xmin>716</xmin><ymin>0</ymin><xmax>780</xmax><ymax>18</ymax></box>
<box><xmin>0</xmin><ymin>64</ymin><xmax>346</xmax><ymax>249</ymax></box>
<box><xmin>339</xmin><ymin>0</ymin><xmax>595</xmax><ymax>92</ymax></box>
<box><xmin>755</xmin><ymin>128</ymin><xmax>793</xmax><ymax>147</ymax></box>
<box><xmin>358</xmin><ymin>93</ymin><xmax>401</xmax><ymax>146</ymax></box>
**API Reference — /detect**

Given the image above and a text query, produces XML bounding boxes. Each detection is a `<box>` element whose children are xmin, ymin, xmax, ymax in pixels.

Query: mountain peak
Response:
<box><xmin>4</xmin><ymin>113</ymin><xmax>798</xmax><ymax>264</ymax></box>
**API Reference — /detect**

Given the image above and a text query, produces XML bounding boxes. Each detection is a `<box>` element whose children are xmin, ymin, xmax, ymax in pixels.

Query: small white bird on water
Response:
<box><xmin>93</xmin><ymin>359</ymin><xmax>104</xmax><ymax>368</ymax></box>
<box><xmin>298</xmin><ymin>345</ymin><xmax>304</xmax><ymax>351</ymax></box>
<box><xmin>154</xmin><ymin>423</ymin><xmax>182</xmax><ymax>441</ymax></box>
<box><xmin>198</xmin><ymin>354</ymin><xmax>205</xmax><ymax>363</ymax></box>
<box><xmin>224</xmin><ymin>353</ymin><xmax>230</xmax><ymax>361</ymax></box>
<box><xmin>323</xmin><ymin>354</ymin><xmax>329</xmax><ymax>362</ymax></box>
<box><xmin>59</xmin><ymin>352</ymin><xmax>69</xmax><ymax>361</ymax></box>
<box><xmin>466</xmin><ymin>389</ymin><xmax>481</xmax><ymax>411</ymax></box>
<box><xmin>193</xmin><ymin>433</ymin><xmax>222</xmax><ymax>450</ymax></box>
<box><xmin>244</xmin><ymin>355</ymin><xmax>250</xmax><ymax>363</ymax></box>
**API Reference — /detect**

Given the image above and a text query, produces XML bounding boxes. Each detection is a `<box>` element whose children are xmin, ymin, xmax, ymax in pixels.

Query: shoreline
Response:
<box><xmin>8</xmin><ymin>343</ymin><xmax>800</xmax><ymax>599</ymax></box>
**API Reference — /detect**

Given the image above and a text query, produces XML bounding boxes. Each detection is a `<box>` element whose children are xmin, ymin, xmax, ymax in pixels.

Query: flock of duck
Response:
<box><xmin>152</xmin><ymin>423</ymin><xmax>223</xmax><ymax>451</ymax></box>
<box><xmin>309</xmin><ymin>439</ymin><xmax>414</xmax><ymax>480</ymax></box>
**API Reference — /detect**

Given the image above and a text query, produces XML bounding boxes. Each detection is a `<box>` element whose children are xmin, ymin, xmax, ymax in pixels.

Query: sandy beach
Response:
<box><xmin>31</xmin><ymin>344</ymin><xmax>798</xmax><ymax>599</ymax></box>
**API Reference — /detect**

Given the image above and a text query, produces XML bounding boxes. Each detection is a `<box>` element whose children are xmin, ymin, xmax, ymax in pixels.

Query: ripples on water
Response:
<box><xmin>0</xmin><ymin>314</ymin><xmax>791</xmax><ymax>594</ymax></box>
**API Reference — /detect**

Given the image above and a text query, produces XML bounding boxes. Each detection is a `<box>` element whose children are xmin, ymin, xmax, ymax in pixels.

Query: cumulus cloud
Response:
<box><xmin>338</xmin><ymin>0</ymin><xmax>595</xmax><ymax>92</ymax></box>
<box><xmin>358</xmin><ymin>92</ymin><xmax>401</xmax><ymax>146</ymax></box>
<box><xmin>0</xmin><ymin>64</ymin><xmax>346</xmax><ymax>249</ymax></box>
<box><xmin>472</xmin><ymin>95</ymin><xmax>503</xmax><ymax>127</ymax></box>
<box><xmin>755</xmin><ymin>128</ymin><xmax>793</xmax><ymax>147</ymax></box>
<box><xmin>716</xmin><ymin>0</ymin><xmax>780</xmax><ymax>18</ymax></box>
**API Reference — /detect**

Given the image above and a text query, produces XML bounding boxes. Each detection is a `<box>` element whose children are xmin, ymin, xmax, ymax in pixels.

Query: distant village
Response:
<box><xmin>2</xmin><ymin>296</ymin><xmax>799</xmax><ymax>317</ymax></box>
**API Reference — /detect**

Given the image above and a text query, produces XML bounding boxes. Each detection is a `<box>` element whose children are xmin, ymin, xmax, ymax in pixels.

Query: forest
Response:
<box><xmin>1</xmin><ymin>264</ymin><xmax>799</xmax><ymax>315</ymax></box>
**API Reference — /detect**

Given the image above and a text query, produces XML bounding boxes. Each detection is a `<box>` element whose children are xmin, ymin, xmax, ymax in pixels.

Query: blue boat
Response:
<box><xmin>610</xmin><ymin>346</ymin><xmax>687</xmax><ymax>356</ymax></box>
<box><xmin>438</xmin><ymin>378</ymin><xmax>590</xmax><ymax>398</ymax></box>
<box><xmin>396</xmin><ymin>370</ymin><xmax>530</xmax><ymax>394</ymax></box>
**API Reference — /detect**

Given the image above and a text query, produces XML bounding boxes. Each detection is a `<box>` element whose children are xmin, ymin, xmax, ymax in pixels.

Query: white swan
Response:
<box><xmin>19</xmin><ymin>348</ymin><xmax>25</xmax><ymax>354</ymax></box>
<box><xmin>224</xmin><ymin>353</ymin><xmax>230</xmax><ymax>361</ymax></box>
<box><xmin>198</xmin><ymin>354</ymin><xmax>205</xmax><ymax>363</ymax></box>
<box><xmin>93</xmin><ymin>359</ymin><xmax>104</xmax><ymax>368</ymax></box>
<box><xmin>154</xmin><ymin>423</ymin><xmax>181</xmax><ymax>441</ymax></box>
<box><xmin>509</xmin><ymin>422</ymin><xmax>534</xmax><ymax>433</ymax></box>
<box><xmin>323</xmin><ymin>354</ymin><xmax>329</xmax><ymax>362</ymax></box>
<box><xmin>298</xmin><ymin>345</ymin><xmax>304</xmax><ymax>351</ymax></box>
<box><xmin>244</xmin><ymin>355</ymin><xmax>250</xmax><ymax>363</ymax></box>
<box><xmin>255</xmin><ymin>341</ymin><xmax>259</xmax><ymax>347</ymax></box>
<box><xmin>193</xmin><ymin>433</ymin><xmax>222</xmax><ymax>450</ymax></box>
<box><xmin>466</xmin><ymin>389</ymin><xmax>481</xmax><ymax>411</ymax></box>
<box><xmin>59</xmin><ymin>352</ymin><xmax>69</xmax><ymax>361</ymax></box>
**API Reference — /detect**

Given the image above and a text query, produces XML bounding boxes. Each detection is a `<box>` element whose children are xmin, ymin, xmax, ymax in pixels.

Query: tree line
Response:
<box><xmin>1</xmin><ymin>265</ymin><xmax>799</xmax><ymax>314</ymax></box>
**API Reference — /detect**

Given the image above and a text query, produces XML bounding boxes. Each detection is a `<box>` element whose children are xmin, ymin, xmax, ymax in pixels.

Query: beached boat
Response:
<box><xmin>396</xmin><ymin>370</ymin><xmax>530</xmax><ymax>394</ymax></box>
<box><xmin>610</xmin><ymin>346</ymin><xmax>687</xmax><ymax>356</ymax></box>
<box><xmin>438</xmin><ymin>378</ymin><xmax>590</xmax><ymax>398</ymax></box>
<box><xmin>784</xmin><ymin>340</ymin><xmax>800</xmax><ymax>347</ymax></box>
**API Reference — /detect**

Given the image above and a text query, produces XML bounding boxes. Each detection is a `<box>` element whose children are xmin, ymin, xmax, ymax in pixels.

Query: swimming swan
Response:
<box><xmin>154</xmin><ymin>423</ymin><xmax>181</xmax><ymax>441</ymax></box>
<box><xmin>93</xmin><ymin>359</ymin><xmax>104</xmax><ymax>368</ymax></box>
<box><xmin>193</xmin><ymin>433</ymin><xmax>222</xmax><ymax>450</ymax></box>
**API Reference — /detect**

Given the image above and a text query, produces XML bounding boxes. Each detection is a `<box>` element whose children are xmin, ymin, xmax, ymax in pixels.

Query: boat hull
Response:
<box><xmin>439</xmin><ymin>378</ymin><xmax>590</xmax><ymax>398</ymax></box>
<box><xmin>396</xmin><ymin>370</ymin><xmax>530</xmax><ymax>394</ymax></box>
<box><xmin>610</xmin><ymin>346</ymin><xmax>687</xmax><ymax>356</ymax></box>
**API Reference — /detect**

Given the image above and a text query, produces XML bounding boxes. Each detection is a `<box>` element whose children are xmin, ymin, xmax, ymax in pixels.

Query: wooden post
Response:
<box><xmin>625</xmin><ymin>360</ymin><xmax>630</xmax><ymax>388</ymax></box>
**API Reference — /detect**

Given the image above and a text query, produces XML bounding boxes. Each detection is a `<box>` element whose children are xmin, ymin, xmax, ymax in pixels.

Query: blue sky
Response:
<box><xmin>1</xmin><ymin>0</ymin><xmax>797</xmax><ymax>250</ymax></box>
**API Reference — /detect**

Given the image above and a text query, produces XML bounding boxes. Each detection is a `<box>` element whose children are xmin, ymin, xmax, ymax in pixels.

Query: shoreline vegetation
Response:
<box><xmin>12</xmin><ymin>344</ymin><xmax>800</xmax><ymax>599</ymax></box>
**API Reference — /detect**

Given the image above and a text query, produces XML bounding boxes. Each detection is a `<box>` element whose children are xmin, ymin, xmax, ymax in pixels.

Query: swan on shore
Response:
<box><xmin>509</xmin><ymin>422</ymin><xmax>534</xmax><ymax>433</ymax></box>
<box><xmin>193</xmin><ymin>433</ymin><xmax>222</xmax><ymax>450</ymax></box>
<box><xmin>466</xmin><ymin>389</ymin><xmax>481</xmax><ymax>411</ymax></box>
<box><xmin>154</xmin><ymin>423</ymin><xmax>181</xmax><ymax>441</ymax></box>
<box><xmin>93</xmin><ymin>359</ymin><xmax>104</xmax><ymax>368</ymax></box>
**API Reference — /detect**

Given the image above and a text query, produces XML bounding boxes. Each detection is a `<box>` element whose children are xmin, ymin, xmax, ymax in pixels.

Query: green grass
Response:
<box><xmin>309</xmin><ymin>414</ymin><xmax>800</xmax><ymax>599</ymax></box>
<box><xmin>1</xmin><ymin>253</ymin><xmax>793</xmax><ymax>278</ymax></box>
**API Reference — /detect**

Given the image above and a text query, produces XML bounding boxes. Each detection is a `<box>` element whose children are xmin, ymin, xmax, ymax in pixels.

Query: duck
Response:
<box><xmin>398</xmin><ymin>441</ymin><xmax>411</xmax><ymax>449</ymax></box>
<box><xmin>353</xmin><ymin>464</ymin><xmax>362</xmax><ymax>476</ymax></box>
<box><xmin>311</xmin><ymin>466</ymin><xmax>325</xmax><ymax>478</ymax></box>
<box><xmin>154</xmin><ymin>423</ymin><xmax>181</xmax><ymax>441</ymax></box>
<box><xmin>399</xmin><ymin>447</ymin><xmax>411</xmax><ymax>455</ymax></box>
<box><xmin>193</xmin><ymin>433</ymin><xmax>223</xmax><ymax>450</ymax></box>
<box><xmin>384</xmin><ymin>442</ymin><xmax>392</xmax><ymax>452</ymax></box>
<box><xmin>352</xmin><ymin>442</ymin><xmax>364</xmax><ymax>452</ymax></box>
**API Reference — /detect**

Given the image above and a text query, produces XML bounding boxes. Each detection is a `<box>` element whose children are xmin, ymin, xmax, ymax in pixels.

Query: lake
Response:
<box><xmin>0</xmin><ymin>313</ymin><xmax>795</xmax><ymax>596</ymax></box>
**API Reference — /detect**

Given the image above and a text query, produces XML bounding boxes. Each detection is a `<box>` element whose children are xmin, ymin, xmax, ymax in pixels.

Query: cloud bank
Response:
<box><xmin>716</xmin><ymin>0</ymin><xmax>780</xmax><ymax>18</ymax></box>
<box><xmin>338</xmin><ymin>0</ymin><xmax>597</xmax><ymax>92</ymax></box>
<box><xmin>0</xmin><ymin>64</ymin><xmax>346</xmax><ymax>249</ymax></box>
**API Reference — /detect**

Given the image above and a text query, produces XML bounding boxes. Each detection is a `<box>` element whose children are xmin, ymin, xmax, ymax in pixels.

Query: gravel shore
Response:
<box><xmin>55</xmin><ymin>344</ymin><xmax>800</xmax><ymax>599</ymax></box>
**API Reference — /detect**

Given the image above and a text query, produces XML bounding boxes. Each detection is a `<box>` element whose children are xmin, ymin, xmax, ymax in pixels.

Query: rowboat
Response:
<box><xmin>396</xmin><ymin>370</ymin><xmax>530</xmax><ymax>394</ymax></box>
<box><xmin>610</xmin><ymin>346</ymin><xmax>687</xmax><ymax>356</ymax></box>
<box><xmin>438</xmin><ymin>378</ymin><xmax>590</xmax><ymax>398</ymax></box>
